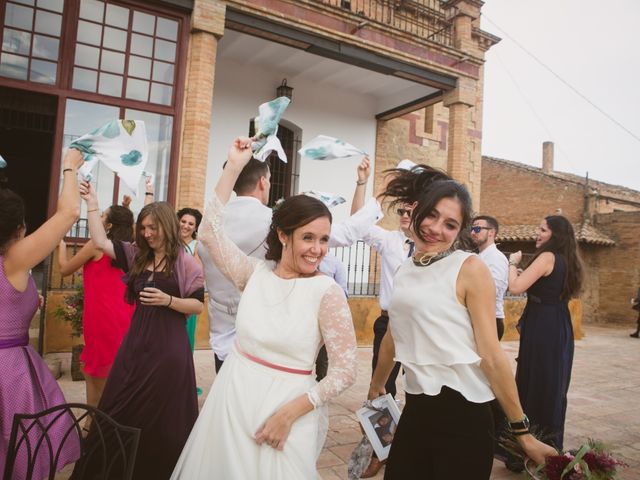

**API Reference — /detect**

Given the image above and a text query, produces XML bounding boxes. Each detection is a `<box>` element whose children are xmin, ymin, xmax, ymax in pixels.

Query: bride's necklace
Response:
<box><xmin>412</xmin><ymin>249</ymin><xmax>453</xmax><ymax>267</ymax></box>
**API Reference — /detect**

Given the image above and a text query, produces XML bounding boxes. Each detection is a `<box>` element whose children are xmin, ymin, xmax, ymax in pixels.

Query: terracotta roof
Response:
<box><xmin>497</xmin><ymin>222</ymin><xmax>615</xmax><ymax>246</ymax></box>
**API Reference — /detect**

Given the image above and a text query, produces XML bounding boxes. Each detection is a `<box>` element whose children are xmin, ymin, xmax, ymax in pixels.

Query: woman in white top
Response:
<box><xmin>171</xmin><ymin>137</ymin><xmax>358</xmax><ymax>479</ymax></box>
<box><xmin>368</xmin><ymin>167</ymin><xmax>555</xmax><ymax>479</ymax></box>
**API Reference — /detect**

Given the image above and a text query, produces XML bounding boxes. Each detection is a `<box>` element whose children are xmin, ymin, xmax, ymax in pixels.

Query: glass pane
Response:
<box><xmin>32</xmin><ymin>34</ymin><xmax>59</xmax><ymax>60</ymax></box>
<box><xmin>130</xmin><ymin>33</ymin><xmax>152</xmax><ymax>57</ymax></box>
<box><xmin>12</xmin><ymin>0</ymin><xmax>35</xmax><ymax>5</ymax></box>
<box><xmin>103</xmin><ymin>26</ymin><xmax>127</xmax><ymax>51</ymax></box>
<box><xmin>34</xmin><ymin>10</ymin><xmax>61</xmax><ymax>36</ymax></box>
<box><xmin>72</xmin><ymin>67</ymin><xmax>97</xmax><ymax>91</ymax></box>
<box><xmin>0</xmin><ymin>52</ymin><xmax>28</xmax><ymax>80</ymax></box>
<box><xmin>152</xmin><ymin>60</ymin><xmax>173</xmax><ymax>83</ymax></box>
<box><xmin>5</xmin><ymin>3</ymin><xmax>34</xmax><ymax>30</ymax></box>
<box><xmin>156</xmin><ymin>17</ymin><xmax>178</xmax><ymax>41</ymax></box>
<box><xmin>132</xmin><ymin>11</ymin><xmax>155</xmax><ymax>35</ymax></box>
<box><xmin>29</xmin><ymin>58</ymin><xmax>56</xmax><ymax>83</ymax></box>
<box><xmin>74</xmin><ymin>44</ymin><xmax>98</xmax><ymax>68</ymax></box>
<box><xmin>150</xmin><ymin>83</ymin><xmax>172</xmax><ymax>105</ymax></box>
<box><xmin>63</xmin><ymin>99</ymin><xmax>120</xmax><ymax>230</ymax></box>
<box><xmin>125</xmin><ymin>78</ymin><xmax>149</xmax><ymax>101</ymax></box>
<box><xmin>77</xmin><ymin>20</ymin><xmax>102</xmax><ymax>46</ymax></box>
<box><xmin>154</xmin><ymin>39</ymin><xmax>175</xmax><ymax>62</ymax></box>
<box><xmin>98</xmin><ymin>72</ymin><xmax>122</xmax><ymax>96</ymax></box>
<box><xmin>37</xmin><ymin>0</ymin><xmax>64</xmax><ymax>13</ymax></box>
<box><xmin>79</xmin><ymin>0</ymin><xmax>104</xmax><ymax>23</ymax></box>
<box><xmin>105</xmin><ymin>4</ymin><xmax>129</xmax><ymax>29</ymax></box>
<box><xmin>128</xmin><ymin>55</ymin><xmax>150</xmax><ymax>79</ymax></box>
<box><xmin>2</xmin><ymin>29</ymin><xmax>31</xmax><ymax>55</ymax></box>
<box><xmin>100</xmin><ymin>49</ymin><xmax>124</xmax><ymax>74</ymax></box>
<box><xmin>122</xmin><ymin>108</ymin><xmax>173</xmax><ymax>210</ymax></box>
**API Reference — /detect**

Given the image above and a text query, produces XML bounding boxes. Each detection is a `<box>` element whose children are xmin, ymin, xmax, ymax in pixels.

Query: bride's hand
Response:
<box><xmin>254</xmin><ymin>408</ymin><xmax>294</xmax><ymax>451</ymax></box>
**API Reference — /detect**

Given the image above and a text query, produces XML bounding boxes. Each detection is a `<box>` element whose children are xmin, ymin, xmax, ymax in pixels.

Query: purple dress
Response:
<box><xmin>0</xmin><ymin>255</ymin><xmax>80</xmax><ymax>478</ymax></box>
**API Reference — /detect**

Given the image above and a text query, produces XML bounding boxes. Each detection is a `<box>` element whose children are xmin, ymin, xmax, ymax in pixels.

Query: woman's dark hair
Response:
<box><xmin>129</xmin><ymin>202</ymin><xmax>180</xmax><ymax>282</ymax></box>
<box><xmin>177</xmin><ymin>207</ymin><xmax>203</xmax><ymax>239</ymax></box>
<box><xmin>105</xmin><ymin>205</ymin><xmax>134</xmax><ymax>243</ymax></box>
<box><xmin>380</xmin><ymin>164</ymin><xmax>474</xmax><ymax>250</ymax></box>
<box><xmin>530</xmin><ymin>215</ymin><xmax>583</xmax><ymax>299</ymax></box>
<box><xmin>265</xmin><ymin>195</ymin><xmax>332</xmax><ymax>261</ymax></box>
<box><xmin>0</xmin><ymin>187</ymin><xmax>25</xmax><ymax>253</ymax></box>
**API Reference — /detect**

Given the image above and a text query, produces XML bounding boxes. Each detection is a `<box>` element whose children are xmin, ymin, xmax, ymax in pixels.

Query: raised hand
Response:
<box><xmin>64</xmin><ymin>148</ymin><xmax>84</xmax><ymax>170</ymax></box>
<box><xmin>79</xmin><ymin>181</ymin><xmax>98</xmax><ymax>209</ymax></box>
<box><xmin>226</xmin><ymin>136</ymin><xmax>254</xmax><ymax>171</ymax></box>
<box><xmin>357</xmin><ymin>156</ymin><xmax>371</xmax><ymax>184</ymax></box>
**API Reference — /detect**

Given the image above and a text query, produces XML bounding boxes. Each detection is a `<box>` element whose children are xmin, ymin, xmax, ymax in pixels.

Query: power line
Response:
<box><xmin>492</xmin><ymin>51</ymin><xmax>580</xmax><ymax>173</ymax></box>
<box><xmin>482</xmin><ymin>13</ymin><xmax>640</xmax><ymax>145</ymax></box>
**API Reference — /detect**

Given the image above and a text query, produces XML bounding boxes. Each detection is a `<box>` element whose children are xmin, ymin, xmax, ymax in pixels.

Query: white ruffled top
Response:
<box><xmin>389</xmin><ymin>250</ymin><xmax>495</xmax><ymax>403</ymax></box>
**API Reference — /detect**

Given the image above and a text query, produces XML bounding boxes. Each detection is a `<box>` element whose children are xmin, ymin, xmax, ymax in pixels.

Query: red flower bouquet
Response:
<box><xmin>523</xmin><ymin>440</ymin><xmax>627</xmax><ymax>480</ymax></box>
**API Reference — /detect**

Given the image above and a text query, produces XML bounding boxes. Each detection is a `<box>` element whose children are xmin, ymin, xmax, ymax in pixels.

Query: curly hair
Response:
<box><xmin>177</xmin><ymin>207</ymin><xmax>203</xmax><ymax>239</ymax></box>
<box><xmin>0</xmin><ymin>187</ymin><xmax>25</xmax><ymax>253</ymax></box>
<box><xmin>264</xmin><ymin>195</ymin><xmax>332</xmax><ymax>261</ymax></box>
<box><xmin>379</xmin><ymin>164</ymin><xmax>474</xmax><ymax>250</ymax></box>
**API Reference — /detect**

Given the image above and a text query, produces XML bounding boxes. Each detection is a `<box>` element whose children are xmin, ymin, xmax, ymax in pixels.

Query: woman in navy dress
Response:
<box><xmin>508</xmin><ymin>215</ymin><xmax>583</xmax><ymax>451</ymax></box>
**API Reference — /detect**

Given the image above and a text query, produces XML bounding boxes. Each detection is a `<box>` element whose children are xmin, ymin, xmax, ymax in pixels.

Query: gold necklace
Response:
<box><xmin>412</xmin><ymin>249</ymin><xmax>452</xmax><ymax>267</ymax></box>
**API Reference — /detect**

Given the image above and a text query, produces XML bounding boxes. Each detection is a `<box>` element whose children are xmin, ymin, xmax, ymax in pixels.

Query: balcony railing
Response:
<box><xmin>319</xmin><ymin>0</ymin><xmax>453</xmax><ymax>47</ymax></box>
<box><xmin>331</xmin><ymin>240</ymin><xmax>380</xmax><ymax>297</ymax></box>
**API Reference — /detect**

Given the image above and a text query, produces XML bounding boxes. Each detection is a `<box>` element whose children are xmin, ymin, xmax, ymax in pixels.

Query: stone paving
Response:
<box><xmin>53</xmin><ymin>325</ymin><xmax>640</xmax><ymax>479</ymax></box>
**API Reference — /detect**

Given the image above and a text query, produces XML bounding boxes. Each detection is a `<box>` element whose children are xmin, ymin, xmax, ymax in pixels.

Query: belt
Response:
<box><xmin>235</xmin><ymin>342</ymin><xmax>312</xmax><ymax>376</ymax></box>
<box><xmin>380</xmin><ymin>310</ymin><xmax>389</xmax><ymax>318</ymax></box>
<box><xmin>527</xmin><ymin>294</ymin><xmax>562</xmax><ymax>305</ymax></box>
<box><xmin>0</xmin><ymin>334</ymin><xmax>29</xmax><ymax>349</ymax></box>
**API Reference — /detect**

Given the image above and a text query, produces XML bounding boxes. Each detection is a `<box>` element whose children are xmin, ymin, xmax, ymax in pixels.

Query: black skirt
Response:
<box><xmin>385</xmin><ymin>386</ymin><xmax>494</xmax><ymax>480</ymax></box>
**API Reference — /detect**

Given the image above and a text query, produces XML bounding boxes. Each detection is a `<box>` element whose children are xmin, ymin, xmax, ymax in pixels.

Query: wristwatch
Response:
<box><xmin>508</xmin><ymin>414</ymin><xmax>530</xmax><ymax>432</ymax></box>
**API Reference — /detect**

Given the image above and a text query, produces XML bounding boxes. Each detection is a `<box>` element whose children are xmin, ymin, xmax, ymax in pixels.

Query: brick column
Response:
<box><xmin>176</xmin><ymin>0</ymin><xmax>225</xmax><ymax>210</ymax></box>
<box><xmin>443</xmin><ymin>77</ymin><xmax>480</xmax><ymax>207</ymax></box>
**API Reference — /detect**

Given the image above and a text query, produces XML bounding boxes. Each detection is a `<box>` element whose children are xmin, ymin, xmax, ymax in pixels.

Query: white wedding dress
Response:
<box><xmin>171</xmin><ymin>194</ymin><xmax>357</xmax><ymax>479</ymax></box>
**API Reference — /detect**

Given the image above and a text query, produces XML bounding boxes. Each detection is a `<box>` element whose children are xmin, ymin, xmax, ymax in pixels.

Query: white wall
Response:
<box><xmin>206</xmin><ymin>58</ymin><xmax>378</xmax><ymax>222</ymax></box>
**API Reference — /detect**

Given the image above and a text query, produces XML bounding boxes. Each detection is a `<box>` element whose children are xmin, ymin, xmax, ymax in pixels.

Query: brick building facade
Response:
<box><xmin>481</xmin><ymin>143</ymin><xmax>640</xmax><ymax>325</ymax></box>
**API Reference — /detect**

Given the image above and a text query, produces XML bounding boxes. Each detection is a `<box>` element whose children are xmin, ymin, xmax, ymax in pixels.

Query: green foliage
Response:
<box><xmin>54</xmin><ymin>284</ymin><xmax>84</xmax><ymax>338</ymax></box>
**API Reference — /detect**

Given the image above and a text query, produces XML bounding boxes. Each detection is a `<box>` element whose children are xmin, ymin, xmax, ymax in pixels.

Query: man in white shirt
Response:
<box><xmin>199</xmin><ymin>159</ymin><xmax>381</xmax><ymax>372</ymax></box>
<box><xmin>470</xmin><ymin>215</ymin><xmax>508</xmax><ymax>340</ymax></box>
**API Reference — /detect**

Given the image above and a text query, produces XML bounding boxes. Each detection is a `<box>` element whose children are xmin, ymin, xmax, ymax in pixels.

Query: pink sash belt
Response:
<box><xmin>235</xmin><ymin>342</ymin><xmax>312</xmax><ymax>376</ymax></box>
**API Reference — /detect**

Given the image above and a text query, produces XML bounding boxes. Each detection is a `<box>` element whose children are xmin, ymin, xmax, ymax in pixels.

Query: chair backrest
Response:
<box><xmin>3</xmin><ymin>403</ymin><xmax>140</xmax><ymax>480</ymax></box>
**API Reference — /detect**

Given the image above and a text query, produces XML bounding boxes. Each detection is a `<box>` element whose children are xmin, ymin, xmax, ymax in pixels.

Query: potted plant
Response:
<box><xmin>54</xmin><ymin>284</ymin><xmax>85</xmax><ymax>381</ymax></box>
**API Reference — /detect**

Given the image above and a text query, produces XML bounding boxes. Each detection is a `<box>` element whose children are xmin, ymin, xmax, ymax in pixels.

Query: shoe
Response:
<box><xmin>360</xmin><ymin>457</ymin><xmax>386</xmax><ymax>478</ymax></box>
<box><xmin>630</xmin><ymin>332</ymin><xmax>639</xmax><ymax>338</ymax></box>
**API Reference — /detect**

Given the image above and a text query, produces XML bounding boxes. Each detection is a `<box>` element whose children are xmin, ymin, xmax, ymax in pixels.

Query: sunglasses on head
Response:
<box><xmin>470</xmin><ymin>226</ymin><xmax>493</xmax><ymax>233</ymax></box>
<box><xmin>396</xmin><ymin>208</ymin><xmax>412</xmax><ymax>217</ymax></box>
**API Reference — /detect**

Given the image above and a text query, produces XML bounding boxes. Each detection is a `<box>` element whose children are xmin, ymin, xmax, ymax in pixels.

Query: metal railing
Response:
<box><xmin>331</xmin><ymin>240</ymin><xmax>380</xmax><ymax>296</ymax></box>
<box><xmin>319</xmin><ymin>0</ymin><xmax>453</xmax><ymax>46</ymax></box>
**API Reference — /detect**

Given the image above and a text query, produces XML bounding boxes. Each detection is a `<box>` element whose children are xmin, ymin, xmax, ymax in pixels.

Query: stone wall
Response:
<box><xmin>590</xmin><ymin>211</ymin><xmax>640</xmax><ymax>324</ymax></box>
<box><xmin>481</xmin><ymin>158</ymin><xmax>586</xmax><ymax>224</ymax></box>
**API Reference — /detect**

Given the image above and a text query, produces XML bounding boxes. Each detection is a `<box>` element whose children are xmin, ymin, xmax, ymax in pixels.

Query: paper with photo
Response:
<box><xmin>303</xmin><ymin>191</ymin><xmax>346</xmax><ymax>209</ymax></box>
<box><xmin>251</xmin><ymin>96</ymin><xmax>290</xmax><ymax>162</ymax></box>
<box><xmin>73</xmin><ymin>119</ymin><xmax>148</xmax><ymax>193</ymax></box>
<box><xmin>299</xmin><ymin>135</ymin><xmax>367</xmax><ymax>161</ymax></box>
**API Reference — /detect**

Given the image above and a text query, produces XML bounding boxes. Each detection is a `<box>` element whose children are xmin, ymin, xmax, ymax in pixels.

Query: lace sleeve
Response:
<box><xmin>307</xmin><ymin>284</ymin><xmax>357</xmax><ymax>407</ymax></box>
<box><xmin>199</xmin><ymin>193</ymin><xmax>260</xmax><ymax>291</ymax></box>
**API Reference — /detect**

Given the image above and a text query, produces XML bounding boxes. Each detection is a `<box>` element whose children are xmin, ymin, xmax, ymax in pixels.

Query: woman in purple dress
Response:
<box><xmin>75</xmin><ymin>182</ymin><xmax>204</xmax><ymax>479</ymax></box>
<box><xmin>0</xmin><ymin>149</ymin><xmax>84</xmax><ymax>478</ymax></box>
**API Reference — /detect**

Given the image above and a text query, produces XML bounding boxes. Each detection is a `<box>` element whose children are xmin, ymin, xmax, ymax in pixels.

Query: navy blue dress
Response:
<box><xmin>516</xmin><ymin>254</ymin><xmax>573</xmax><ymax>450</ymax></box>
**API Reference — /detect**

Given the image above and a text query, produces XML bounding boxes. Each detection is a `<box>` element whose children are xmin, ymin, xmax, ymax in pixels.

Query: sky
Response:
<box><xmin>480</xmin><ymin>0</ymin><xmax>640</xmax><ymax>191</ymax></box>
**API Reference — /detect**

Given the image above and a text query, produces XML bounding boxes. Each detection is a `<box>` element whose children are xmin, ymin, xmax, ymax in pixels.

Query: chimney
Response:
<box><xmin>542</xmin><ymin>141</ymin><xmax>554</xmax><ymax>173</ymax></box>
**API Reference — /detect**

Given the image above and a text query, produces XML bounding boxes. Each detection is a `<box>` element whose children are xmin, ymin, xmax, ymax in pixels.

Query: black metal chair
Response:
<box><xmin>3</xmin><ymin>402</ymin><xmax>140</xmax><ymax>480</ymax></box>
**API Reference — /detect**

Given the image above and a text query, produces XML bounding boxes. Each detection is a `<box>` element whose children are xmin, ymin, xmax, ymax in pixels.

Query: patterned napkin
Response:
<box><xmin>72</xmin><ymin>119</ymin><xmax>148</xmax><ymax>194</ymax></box>
<box><xmin>347</xmin><ymin>436</ymin><xmax>374</xmax><ymax>480</ymax></box>
<box><xmin>299</xmin><ymin>135</ymin><xmax>367</xmax><ymax>161</ymax></box>
<box><xmin>302</xmin><ymin>190</ymin><xmax>346</xmax><ymax>209</ymax></box>
<box><xmin>251</xmin><ymin>96</ymin><xmax>290</xmax><ymax>162</ymax></box>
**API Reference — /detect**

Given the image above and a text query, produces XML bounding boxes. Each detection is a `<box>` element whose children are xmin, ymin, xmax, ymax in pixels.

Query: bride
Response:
<box><xmin>171</xmin><ymin>137</ymin><xmax>357</xmax><ymax>479</ymax></box>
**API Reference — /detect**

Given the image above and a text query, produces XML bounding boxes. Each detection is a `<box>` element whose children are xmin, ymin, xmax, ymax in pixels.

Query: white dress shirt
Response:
<box><xmin>318</xmin><ymin>252</ymin><xmax>348</xmax><ymax>296</ymax></box>
<box><xmin>478</xmin><ymin>243</ymin><xmax>509</xmax><ymax>319</ymax></box>
<box><xmin>362</xmin><ymin>225</ymin><xmax>412</xmax><ymax>311</ymax></box>
<box><xmin>199</xmin><ymin>195</ymin><xmax>382</xmax><ymax>359</ymax></box>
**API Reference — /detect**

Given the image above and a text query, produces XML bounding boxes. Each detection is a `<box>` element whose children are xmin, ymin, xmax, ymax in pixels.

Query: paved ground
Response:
<box><xmin>53</xmin><ymin>325</ymin><xmax>640</xmax><ymax>479</ymax></box>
